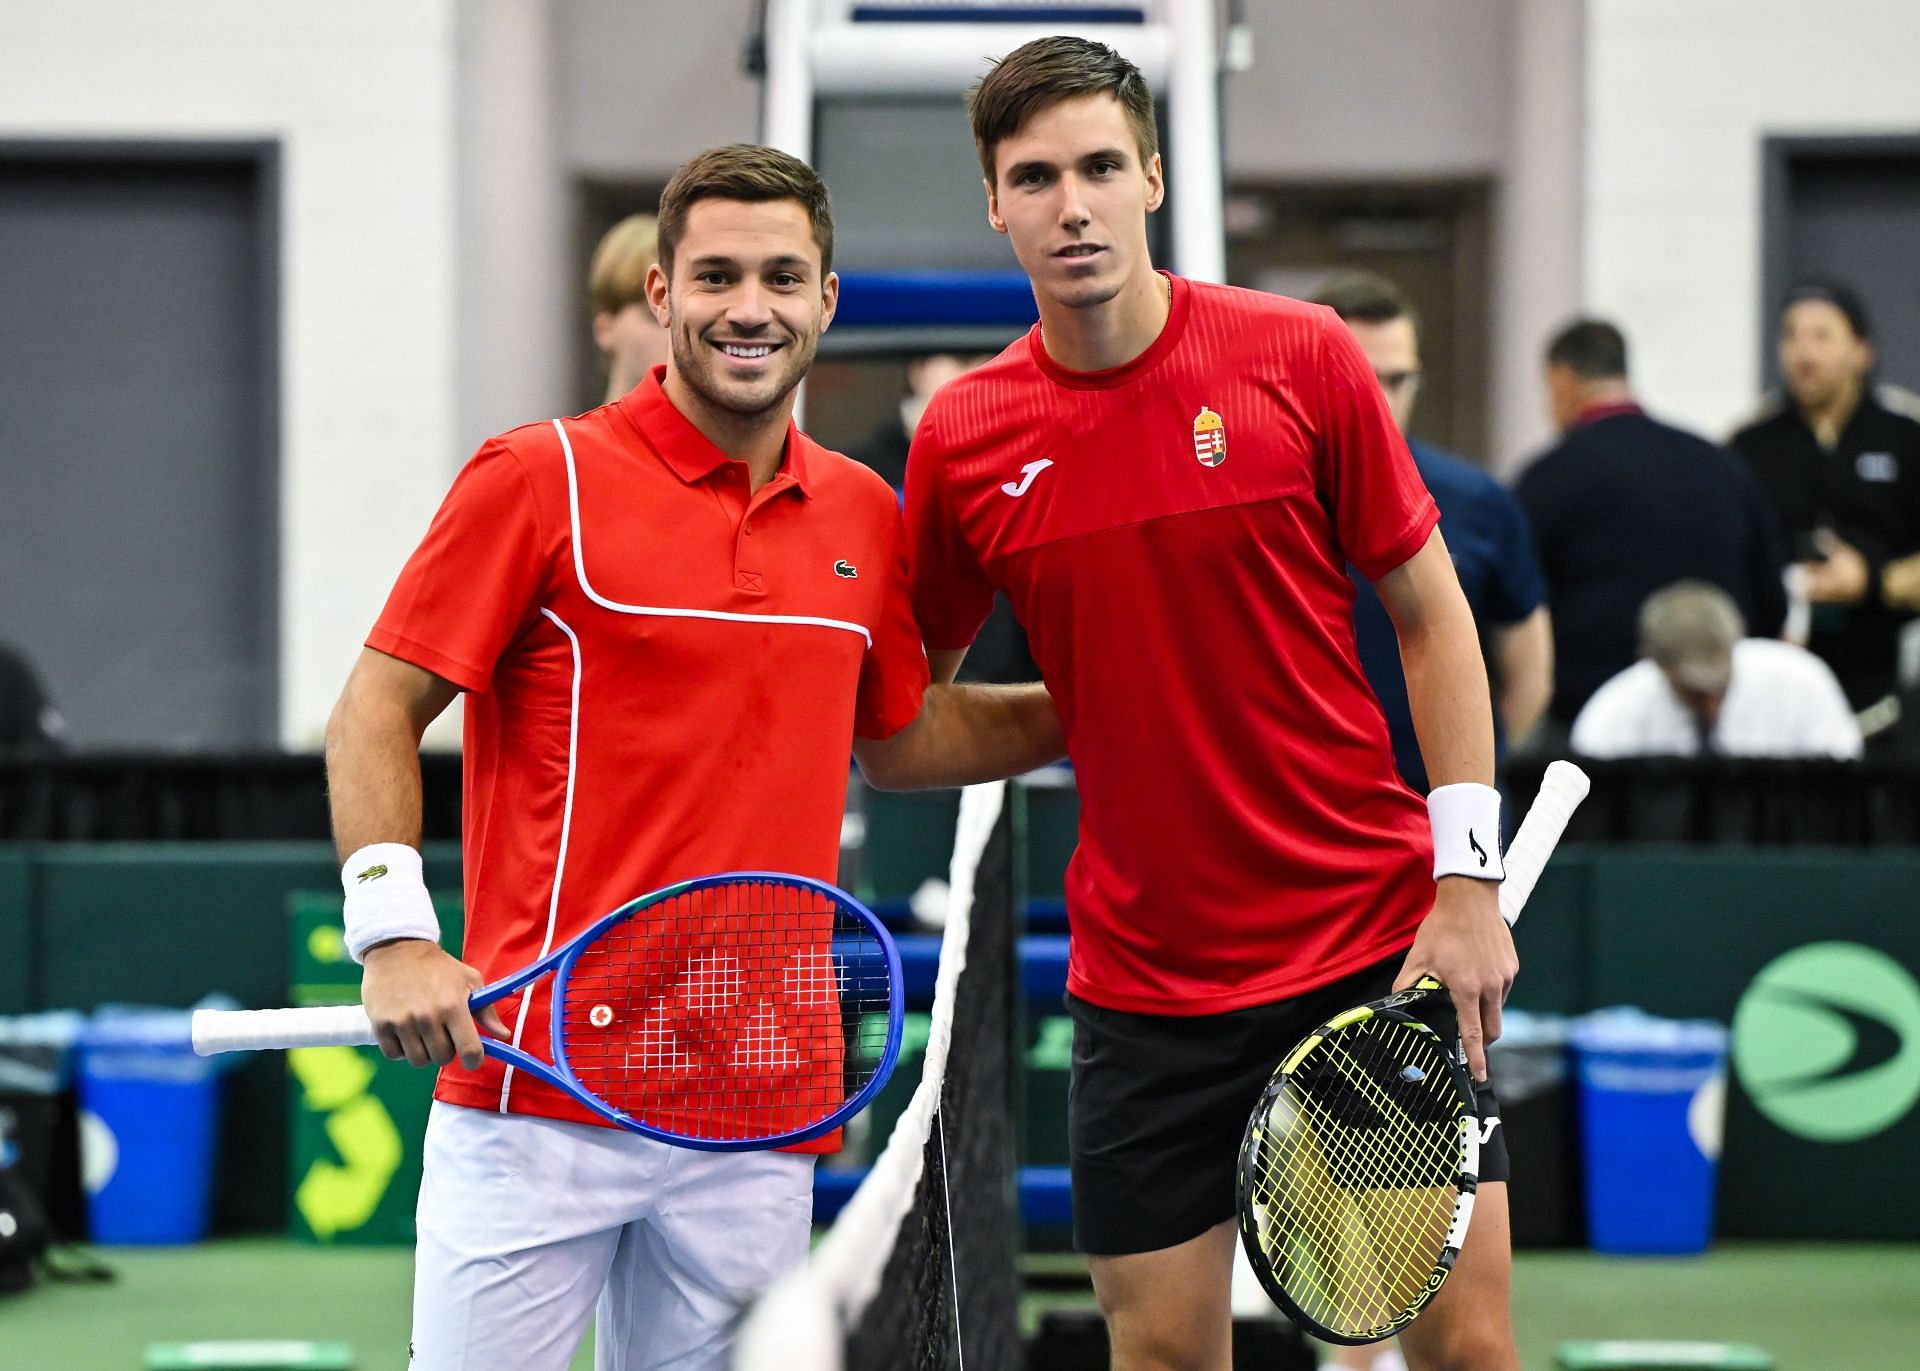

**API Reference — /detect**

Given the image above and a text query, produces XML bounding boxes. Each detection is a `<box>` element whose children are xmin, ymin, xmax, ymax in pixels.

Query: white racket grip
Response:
<box><xmin>192</xmin><ymin>1005</ymin><xmax>377</xmax><ymax>1055</ymax></box>
<box><xmin>1497</xmin><ymin>761</ymin><xmax>1591</xmax><ymax>927</ymax></box>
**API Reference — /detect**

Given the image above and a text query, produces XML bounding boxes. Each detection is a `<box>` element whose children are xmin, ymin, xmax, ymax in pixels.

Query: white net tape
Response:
<box><xmin>732</xmin><ymin>780</ymin><xmax>1008</xmax><ymax>1371</ymax></box>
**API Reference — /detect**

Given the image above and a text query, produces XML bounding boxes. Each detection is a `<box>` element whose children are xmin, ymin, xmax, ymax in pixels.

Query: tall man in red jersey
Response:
<box><xmin>904</xmin><ymin>40</ymin><xmax>1519</xmax><ymax>1371</ymax></box>
<box><xmin>326</xmin><ymin>145</ymin><xmax>1061</xmax><ymax>1371</ymax></box>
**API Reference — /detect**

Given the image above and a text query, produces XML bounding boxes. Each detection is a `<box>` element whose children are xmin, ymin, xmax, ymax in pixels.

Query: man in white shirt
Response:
<box><xmin>1572</xmin><ymin>581</ymin><xmax>1861</xmax><ymax>758</ymax></box>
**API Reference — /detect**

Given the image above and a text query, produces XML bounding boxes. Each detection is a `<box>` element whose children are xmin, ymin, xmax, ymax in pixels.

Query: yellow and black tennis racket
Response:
<box><xmin>1235</xmin><ymin>761</ymin><xmax>1590</xmax><ymax>1344</ymax></box>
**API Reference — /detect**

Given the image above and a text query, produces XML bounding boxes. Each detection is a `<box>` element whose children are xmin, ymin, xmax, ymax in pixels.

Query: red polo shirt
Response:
<box><xmin>906</xmin><ymin>276</ymin><xmax>1439</xmax><ymax>1015</ymax></box>
<box><xmin>369</xmin><ymin>369</ymin><xmax>928</xmax><ymax>1137</ymax></box>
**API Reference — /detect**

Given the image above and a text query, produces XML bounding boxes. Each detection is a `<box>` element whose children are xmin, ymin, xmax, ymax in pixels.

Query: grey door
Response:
<box><xmin>1764</xmin><ymin>138</ymin><xmax>1920</xmax><ymax>393</ymax></box>
<box><xmin>0</xmin><ymin>145</ymin><xmax>278</xmax><ymax>748</ymax></box>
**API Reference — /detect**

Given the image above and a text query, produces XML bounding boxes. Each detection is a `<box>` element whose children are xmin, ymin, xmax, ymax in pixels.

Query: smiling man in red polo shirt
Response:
<box><xmin>324</xmin><ymin>144</ymin><xmax>1061</xmax><ymax>1371</ymax></box>
<box><xmin>905</xmin><ymin>39</ymin><xmax>1519</xmax><ymax>1371</ymax></box>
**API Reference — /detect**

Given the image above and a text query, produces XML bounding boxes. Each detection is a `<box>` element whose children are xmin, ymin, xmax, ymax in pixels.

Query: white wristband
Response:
<box><xmin>1427</xmin><ymin>783</ymin><xmax>1505</xmax><ymax>882</ymax></box>
<box><xmin>341</xmin><ymin>842</ymin><xmax>440</xmax><ymax>964</ymax></box>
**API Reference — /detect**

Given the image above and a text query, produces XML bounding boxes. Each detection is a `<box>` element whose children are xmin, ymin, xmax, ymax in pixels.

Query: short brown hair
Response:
<box><xmin>1313</xmin><ymin>272</ymin><xmax>1420</xmax><ymax>334</ymax></box>
<box><xmin>588</xmin><ymin>214</ymin><xmax>659</xmax><ymax>315</ymax></box>
<box><xmin>656</xmin><ymin>144</ymin><xmax>835</xmax><ymax>277</ymax></box>
<box><xmin>967</xmin><ymin>36</ymin><xmax>1158</xmax><ymax>186</ymax></box>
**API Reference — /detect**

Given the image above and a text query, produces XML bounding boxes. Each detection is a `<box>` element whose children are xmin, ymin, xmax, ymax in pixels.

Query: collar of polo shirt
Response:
<box><xmin>617</xmin><ymin>365</ymin><xmax>814</xmax><ymax>499</ymax></box>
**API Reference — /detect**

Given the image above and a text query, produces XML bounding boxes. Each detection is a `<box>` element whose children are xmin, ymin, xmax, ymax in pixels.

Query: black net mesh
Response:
<box><xmin>841</xmin><ymin>800</ymin><xmax>1021</xmax><ymax>1371</ymax></box>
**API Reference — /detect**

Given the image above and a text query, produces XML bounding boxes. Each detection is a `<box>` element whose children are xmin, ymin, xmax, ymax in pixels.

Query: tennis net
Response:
<box><xmin>734</xmin><ymin>781</ymin><xmax>1021</xmax><ymax>1371</ymax></box>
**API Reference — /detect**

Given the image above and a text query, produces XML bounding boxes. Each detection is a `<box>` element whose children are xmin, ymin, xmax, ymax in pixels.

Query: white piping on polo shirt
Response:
<box><xmin>551</xmin><ymin>417</ymin><xmax>873</xmax><ymax>647</ymax></box>
<box><xmin>498</xmin><ymin>606</ymin><xmax>582</xmax><ymax>1114</ymax></box>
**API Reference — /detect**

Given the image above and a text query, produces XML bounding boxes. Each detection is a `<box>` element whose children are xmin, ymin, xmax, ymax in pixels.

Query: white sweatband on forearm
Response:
<box><xmin>1427</xmin><ymin>783</ymin><xmax>1505</xmax><ymax>882</ymax></box>
<box><xmin>341</xmin><ymin>842</ymin><xmax>440</xmax><ymax>963</ymax></box>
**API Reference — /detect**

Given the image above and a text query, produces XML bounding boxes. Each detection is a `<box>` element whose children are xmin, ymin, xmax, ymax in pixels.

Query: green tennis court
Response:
<box><xmin>7</xmin><ymin>1240</ymin><xmax>1916</xmax><ymax>1370</ymax></box>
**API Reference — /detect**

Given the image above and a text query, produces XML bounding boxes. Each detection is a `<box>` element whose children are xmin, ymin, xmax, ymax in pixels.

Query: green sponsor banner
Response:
<box><xmin>1584</xmin><ymin>850</ymin><xmax>1920</xmax><ymax>1239</ymax></box>
<box><xmin>1732</xmin><ymin>941</ymin><xmax>1920</xmax><ymax>1144</ymax></box>
<box><xmin>287</xmin><ymin>892</ymin><xmax>463</xmax><ymax>1245</ymax></box>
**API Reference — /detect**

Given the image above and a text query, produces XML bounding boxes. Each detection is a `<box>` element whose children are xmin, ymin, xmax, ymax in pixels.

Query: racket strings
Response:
<box><xmin>1278</xmin><ymin>1071</ymin><xmax>1456</xmax><ymax>1320</ymax></box>
<box><xmin>557</xmin><ymin>878</ymin><xmax>895</xmax><ymax>1142</ymax></box>
<box><xmin>1247</xmin><ymin>1017</ymin><xmax>1466</xmax><ymax>1337</ymax></box>
<box><xmin>1256</xmin><ymin>1113</ymin><xmax>1442</xmax><ymax>1327</ymax></box>
<box><xmin>1266</xmin><ymin>1088</ymin><xmax>1453</xmax><ymax>1326</ymax></box>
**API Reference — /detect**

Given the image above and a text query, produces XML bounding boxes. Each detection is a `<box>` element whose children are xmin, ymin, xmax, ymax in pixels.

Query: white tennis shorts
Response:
<box><xmin>409</xmin><ymin>1100</ymin><xmax>816</xmax><ymax>1371</ymax></box>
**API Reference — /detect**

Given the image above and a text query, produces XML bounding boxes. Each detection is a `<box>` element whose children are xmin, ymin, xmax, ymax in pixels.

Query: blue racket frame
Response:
<box><xmin>463</xmin><ymin>872</ymin><xmax>906</xmax><ymax>1152</ymax></box>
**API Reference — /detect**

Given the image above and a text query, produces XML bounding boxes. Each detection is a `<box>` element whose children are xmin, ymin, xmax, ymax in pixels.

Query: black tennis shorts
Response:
<box><xmin>1066</xmin><ymin>952</ymin><xmax>1510</xmax><ymax>1256</ymax></box>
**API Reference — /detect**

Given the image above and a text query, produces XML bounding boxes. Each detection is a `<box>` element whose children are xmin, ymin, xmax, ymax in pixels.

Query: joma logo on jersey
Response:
<box><xmin>1193</xmin><ymin>406</ymin><xmax>1226</xmax><ymax>466</ymax></box>
<box><xmin>1002</xmin><ymin>458</ymin><xmax>1053</xmax><ymax>497</ymax></box>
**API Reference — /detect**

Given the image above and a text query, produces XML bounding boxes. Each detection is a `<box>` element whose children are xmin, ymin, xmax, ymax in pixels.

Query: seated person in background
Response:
<box><xmin>1314</xmin><ymin>272</ymin><xmax>1552</xmax><ymax>792</ymax></box>
<box><xmin>1731</xmin><ymin>281</ymin><xmax>1920</xmax><ymax>715</ymax></box>
<box><xmin>1572</xmin><ymin>581</ymin><xmax>1861</xmax><ymax>759</ymax></box>
<box><xmin>1518</xmin><ymin>318</ymin><xmax>1786</xmax><ymax>733</ymax></box>
<box><xmin>588</xmin><ymin>213</ymin><xmax>669</xmax><ymax>403</ymax></box>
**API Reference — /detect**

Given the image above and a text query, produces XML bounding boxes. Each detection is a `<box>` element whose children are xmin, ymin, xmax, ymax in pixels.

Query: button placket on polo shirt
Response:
<box><xmin>718</xmin><ymin>466</ymin><xmax>759</xmax><ymax>596</ymax></box>
<box><xmin>733</xmin><ymin>472</ymin><xmax>803</xmax><ymax>598</ymax></box>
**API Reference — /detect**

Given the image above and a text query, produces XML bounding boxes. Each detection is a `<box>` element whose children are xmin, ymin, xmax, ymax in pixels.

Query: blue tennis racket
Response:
<box><xmin>191</xmin><ymin>872</ymin><xmax>904</xmax><ymax>1152</ymax></box>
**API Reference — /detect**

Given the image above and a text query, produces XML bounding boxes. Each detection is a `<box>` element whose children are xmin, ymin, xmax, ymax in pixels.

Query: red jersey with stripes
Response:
<box><xmin>906</xmin><ymin>276</ymin><xmax>1440</xmax><ymax>1015</ymax></box>
<box><xmin>369</xmin><ymin>369</ymin><xmax>928</xmax><ymax>1140</ymax></box>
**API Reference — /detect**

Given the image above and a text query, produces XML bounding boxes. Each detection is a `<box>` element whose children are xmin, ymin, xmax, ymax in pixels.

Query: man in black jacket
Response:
<box><xmin>1732</xmin><ymin>282</ymin><xmax>1920</xmax><ymax>713</ymax></box>
<box><xmin>1517</xmin><ymin>319</ymin><xmax>1786</xmax><ymax>732</ymax></box>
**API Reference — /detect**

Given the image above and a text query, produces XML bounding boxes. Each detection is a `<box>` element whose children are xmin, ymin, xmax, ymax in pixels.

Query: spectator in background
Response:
<box><xmin>0</xmin><ymin>644</ymin><xmax>64</xmax><ymax>755</ymax></box>
<box><xmin>588</xmin><ymin>214</ymin><xmax>669</xmax><ymax>402</ymax></box>
<box><xmin>1572</xmin><ymin>581</ymin><xmax>1860</xmax><ymax>759</ymax></box>
<box><xmin>1315</xmin><ymin>273</ymin><xmax>1552</xmax><ymax>792</ymax></box>
<box><xmin>848</xmin><ymin>354</ymin><xmax>1040</xmax><ymax>686</ymax></box>
<box><xmin>1517</xmin><ymin>318</ymin><xmax>1786</xmax><ymax>734</ymax></box>
<box><xmin>1731</xmin><ymin>282</ymin><xmax>1920</xmax><ymax>715</ymax></box>
<box><xmin>845</xmin><ymin>353</ymin><xmax>986</xmax><ymax>490</ymax></box>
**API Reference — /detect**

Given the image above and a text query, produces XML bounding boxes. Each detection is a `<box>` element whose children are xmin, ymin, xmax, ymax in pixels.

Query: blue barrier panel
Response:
<box><xmin>832</xmin><ymin>271</ymin><xmax>1039</xmax><ymax>328</ymax></box>
<box><xmin>813</xmin><ymin>1164</ymin><xmax>1074</xmax><ymax>1225</ymax></box>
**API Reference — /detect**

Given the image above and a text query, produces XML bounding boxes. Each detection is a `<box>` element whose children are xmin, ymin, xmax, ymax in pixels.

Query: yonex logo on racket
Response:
<box><xmin>356</xmin><ymin>864</ymin><xmax>389</xmax><ymax>884</ymax></box>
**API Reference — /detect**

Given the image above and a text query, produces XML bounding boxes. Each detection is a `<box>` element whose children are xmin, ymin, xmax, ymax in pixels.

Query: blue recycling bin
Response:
<box><xmin>1571</xmin><ymin>1009</ymin><xmax>1729</xmax><ymax>1255</ymax></box>
<box><xmin>77</xmin><ymin>1007</ymin><xmax>223</xmax><ymax>1244</ymax></box>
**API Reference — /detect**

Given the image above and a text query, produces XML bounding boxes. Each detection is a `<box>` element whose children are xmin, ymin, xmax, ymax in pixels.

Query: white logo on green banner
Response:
<box><xmin>1732</xmin><ymin>942</ymin><xmax>1920</xmax><ymax>1143</ymax></box>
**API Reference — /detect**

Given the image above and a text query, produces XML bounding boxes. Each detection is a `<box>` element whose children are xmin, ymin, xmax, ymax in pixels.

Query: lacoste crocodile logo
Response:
<box><xmin>834</xmin><ymin>560</ymin><xmax>858</xmax><ymax>579</ymax></box>
<box><xmin>356</xmin><ymin>864</ymin><xmax>389</xmax><ymax>884</ymax></box>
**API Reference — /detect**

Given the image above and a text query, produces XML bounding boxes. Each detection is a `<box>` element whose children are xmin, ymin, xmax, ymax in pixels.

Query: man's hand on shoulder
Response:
<box><xmin>361</xmin><ymin>940</ymin><xmax>509</xmax><ymax>1071</ymax></box>
<box><xmin>1393</xmin><ymin>877</ymin><xmax>1515</xmax><ymax>1082</ymax></box>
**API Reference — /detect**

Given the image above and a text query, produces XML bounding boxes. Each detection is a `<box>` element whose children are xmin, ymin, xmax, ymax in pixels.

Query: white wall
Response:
<box><xmin>557</xmin><ymin>0</ymin><xmax>763</xmax><ymax>181</ymax></box>
<box><xmin>0</xmin><ymin>1</ymin><xmax>463</xmax><ymax>748</ymax></box>
<box><xmin>458</xmin><ymin>0</ymin><xmax>571</xmax><ymax>459</ymax></box>
<box><xmin>1227</xmin><ymin>0</ymin><xmax>1511</xmax><ymax>179</ymax></box>
<box><xmin>1491</xmin><ymin>0</ymin><xmax>1585</xmax><ymax>475</ymax></box>
<box><xmin>1583</xmin><ymin>0</ymin><xmax>1920</xmax><ymax>444</ymax></box>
